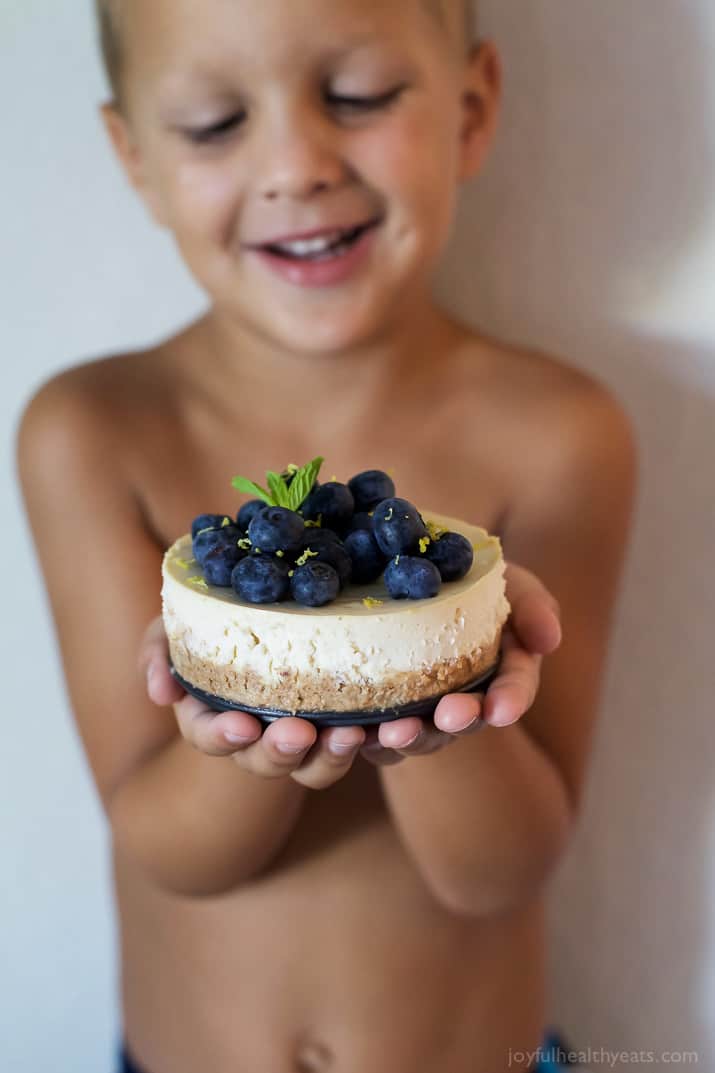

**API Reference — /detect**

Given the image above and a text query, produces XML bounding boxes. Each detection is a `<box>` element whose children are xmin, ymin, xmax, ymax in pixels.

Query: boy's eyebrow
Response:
<box><xmin>154</xmin><ymin>32</ymin><xmax>404</xmax><ymax>103</ymax></box>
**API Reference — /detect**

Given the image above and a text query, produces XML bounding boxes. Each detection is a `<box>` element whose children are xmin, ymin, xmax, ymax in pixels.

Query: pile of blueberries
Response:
<box><xmin>190</xmin><ymin>469</ymin><xmax>474</xmax><ymax>608</ymax></box>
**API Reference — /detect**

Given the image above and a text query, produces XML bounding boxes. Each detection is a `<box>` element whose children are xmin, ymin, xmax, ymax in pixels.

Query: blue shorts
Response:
<box><xmin>119</xmin><ymin>1044</ymin><xmax>147</xmax><ymax>1073</ymax></box>
<box><xmin>119</xmin><ymin>1028</ymin><xmax>570</xmax><ymax>1072</ymax></box>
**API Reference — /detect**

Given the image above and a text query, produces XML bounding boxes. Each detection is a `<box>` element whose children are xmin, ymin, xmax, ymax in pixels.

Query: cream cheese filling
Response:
<box><xmin>162</xmin><ymin>511</ymin><xmax>510</xmax><ymax>681</ymax></box>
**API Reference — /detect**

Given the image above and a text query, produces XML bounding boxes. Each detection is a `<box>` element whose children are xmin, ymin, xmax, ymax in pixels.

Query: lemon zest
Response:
<box><xmin>188</xmin><ymin>576</ymin><xmax>209</xmax><ymax>591</ymax></box>
<box><xmin>426</xmin><ymin>520</ymin><xmax>446</xmax><ymax>542</ymax></box>
<box><xmin>174</xmin><ymin>557</ymin><xmax>196</xmax><ymax>570</ymax></box>
<box><xmin>296</xmin><ymin>548</ymin><xmax>319</xmax><ymax>567</ymax></box>
<box><xmin>473</xmin><ymin>539</ymin><xmax>496</xmax><ymax>552</ymax></box>
<box><xmin>362</xmin><ymin>597</ymin><xmax>384</xmax><ymax>609</ymax></box>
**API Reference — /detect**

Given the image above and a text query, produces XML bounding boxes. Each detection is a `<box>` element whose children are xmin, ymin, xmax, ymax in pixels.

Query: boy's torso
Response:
<box><xmin>85</xmin><ymin>314</ymin><xmax>584</xmax><ymax>1073</ymax></box>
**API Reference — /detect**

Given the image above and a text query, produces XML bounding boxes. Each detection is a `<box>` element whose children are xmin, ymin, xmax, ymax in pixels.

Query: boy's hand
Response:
<box><xmin>359</xmin><ymin>562</ymin><xmax>562</xmax><ymax>766</ymax></box>
<box><xmin>140</xmin><ymin>558</ymin><xmax>559</xmax><ymax>779</ymax></box>
<box><xmin>140</xmin><ymin>617</ymin><xmax>365</xmax><ymax>790</ymax></box>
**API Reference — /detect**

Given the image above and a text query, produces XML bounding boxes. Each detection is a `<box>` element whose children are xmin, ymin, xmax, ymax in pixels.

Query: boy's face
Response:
<box><xmin>104</xmin><ymin>0</ymin><xmax>500</xmax><ymax>356</ymax></box>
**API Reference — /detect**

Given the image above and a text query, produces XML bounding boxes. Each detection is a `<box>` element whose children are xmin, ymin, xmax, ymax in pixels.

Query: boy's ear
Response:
<box><xmin>457</xmin><ymin>40</ymin><xmax>502</xmax><ymax>182</ymax></box>
<box><xmin>99</xmin><ymin>103</ymin><xmax>169</xmax><ymax>228</ymax></box>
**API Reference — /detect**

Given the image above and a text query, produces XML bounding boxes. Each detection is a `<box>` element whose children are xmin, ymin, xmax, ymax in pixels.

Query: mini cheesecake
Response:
<box><xmin>162</xmin><ymin>511</ymin><xmax>510</xmax><ymax>714</ymax></box>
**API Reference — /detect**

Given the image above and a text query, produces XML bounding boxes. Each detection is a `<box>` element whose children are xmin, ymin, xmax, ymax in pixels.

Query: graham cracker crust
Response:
<box><xmin>168</xmin><ymin>631</ymin><xmax>502</xmax><ymax>714</ymax></box>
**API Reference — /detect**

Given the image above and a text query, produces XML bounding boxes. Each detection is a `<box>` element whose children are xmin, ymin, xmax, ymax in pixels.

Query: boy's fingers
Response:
<box><xmin>377</xmin><ymin>716</ymin><xmax>424</xmax><ymax>750</ymax></box>
<box><xmin>137</xmin><ymin>615</ymin><xmax>185</xmax><ymax>705</ymax></box>
<box><xmin>482</xmin><ymin>640</ymin><xmax>541</xmax><ymax>727</ymax></box>
<box><xmin>433</xmin><ymin>693</ymin><xmax>483</xmax><ymax>735</ymax></box>
<box><xmin>173</xmin><ymin>693</ymin><xmax>262</xmax><ymax>756</ymax></box>
<box><xmin>289</xmin><ymin>726</ymin><xmax>366</xmax><ymax>789</ymax></box>
<box><xmin>147</xmin><ymin>660</ymin><xmax>186</xmax><ymax>706</ymax></box>
<box><xmin>504</xmin><ymin>562</ymin><xmax>562</xmax><ymax>654</ymax></box>
<box><xmin>137</xmin><ymin>615</ymin><xmax>168</xmax><ymax>673</ymax></box>
<box><xmin>360</xmin><ymin>727</ymin><xmax>406</xmax><ymax>766</ymax></box>
<box><xmin>236</xmin><ymin>718</ymin><xmax>319</xmax><ymax>778</ymax></box>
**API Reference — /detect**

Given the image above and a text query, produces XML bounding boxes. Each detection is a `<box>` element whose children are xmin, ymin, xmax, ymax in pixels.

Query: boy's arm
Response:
<box><xmin>16</xmin><ymin>373</ymin><xmax>307</xmax><ymax>898</ymax></box>
<box><xmin>376</xmin><ymin>384</ymin><xmax>638</xmax><ymax>917</ymax></box>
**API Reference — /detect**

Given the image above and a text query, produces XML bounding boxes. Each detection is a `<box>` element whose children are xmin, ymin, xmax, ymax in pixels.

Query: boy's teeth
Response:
<box><xmin>274</xmin><ymin>232</ymin><xmax>344</xmax><ymax>256</ymax></box>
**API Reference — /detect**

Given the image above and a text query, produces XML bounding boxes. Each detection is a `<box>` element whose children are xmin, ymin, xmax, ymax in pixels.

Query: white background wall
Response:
<box><xmin>2</xmin><ymin>2</ymin><xmax>713</xmax><ymax>1070</ymax></box>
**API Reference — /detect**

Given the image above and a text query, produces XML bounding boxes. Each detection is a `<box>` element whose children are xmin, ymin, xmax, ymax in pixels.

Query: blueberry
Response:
<box><xmin>300</xmin><ymin>482</ymin><xmax>355</xmax><ymax>534</ymax></box>
<box><xmin>193</xmin><ymin>524</ymin><xmax>242</xmax><ymax>565</ymax></box>
<box><xmin>232</xmin><ymin>555</ymin><xmax>290</xmax><ymax>604</ymax></box>
<box><xmin>191</xmin><ymin>513</ymin><xmax>233</xmax><ymax>539</ymax></box>
<box><xmin>347</xmin><ymin>511</ymin><xmax>375</xmax><ymax>534</ymax></box>
<box><xmin>384</xmin><ymin>556</ymin><xmax>442</xmax><ymax>600</ymax></box>
<box><xmin>291</xmin><ymin>561</ymin><xmax>341</xmax><ymax>607</ymax></box>
<box><xmin>236</xmin><ymin>499</ymin><xmax>266</xmax><ymax>532</ymax></box>
<box><xmin>248</xmin><ymin>506</ymin><xmax>305</xmax><ymax>556</ymax></box>
<box><xmin>426</xmin><ymin>531</ymin><xmax>474</xmax><ymax>582</ymax></box>
<box><xmin>343</xmin><ymin>529</ymin><xmax>387</xmax><ymax>584</ymax></box>
<box><xmin>296</xmin><ymin>526</ymin><xmax>342</xmax><ymax>554</ymax></box>
<box><xmin>347</xmin><ymin>470</ymin><xmax>396</xmax><ymax>512</ymax></box>
<box><xmin>202</xmin><ymin>540</ymin><xmax>245</xmax><ymax>587</ymax></box>
<box><xmin>372</xmin><ymin>498</ymin><xmax>428</xmax><ymax>557</ymax></box>
<box><xmin>299</xmin><ymin>539</ymin><xmax>353</xmax><ymax>588</ymax></box>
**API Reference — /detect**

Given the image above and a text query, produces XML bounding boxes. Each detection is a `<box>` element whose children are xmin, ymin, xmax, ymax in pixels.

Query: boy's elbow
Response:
<box><xmin>430</xmin><ymin>800</ymin><xmax>574</xmax><ymax>920</ymax></box>
<box><xmin>110</xmin><ymin>824</ymin><xmax>260</xmax><ymax>900</ymax></box>
<box><xmin>107</xmin><ymin>789</ymin><xmax>263</xmax><ymax>900</ymax></box>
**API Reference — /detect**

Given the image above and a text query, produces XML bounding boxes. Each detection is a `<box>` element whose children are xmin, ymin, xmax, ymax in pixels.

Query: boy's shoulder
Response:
<box><xmin>15</xmin><ymin>342</ymin><xmax>186</xmax><ymax>537</ymax></box>
<box><xmin>454</xmin><ymin>327</ymin><xmax>623</xmax><ymax>417</ymax></box>
<box><xmin>20</xmin><ymin>342</ymin><xmax>170</xmax><ymax>427</ymax></box>
<box><xmin>16</xmin><ymin>333</ymin><xmax>193</xmax><ymax>473</ymax></box>
<box><xmin>446</xmin><ymin>326</ymin><xmax>637</xmax><ymax>490</ymax></box>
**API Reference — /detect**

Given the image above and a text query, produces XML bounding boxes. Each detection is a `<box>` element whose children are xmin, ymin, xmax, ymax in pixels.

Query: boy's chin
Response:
<box><xmin>240</xmin><ymin>305</ymin><xmax>391</xmax><ymax>358</ymax></box>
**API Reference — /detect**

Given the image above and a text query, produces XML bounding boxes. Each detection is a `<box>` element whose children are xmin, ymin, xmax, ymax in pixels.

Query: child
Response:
<box><xmin>16</xmin><ymin>1</ymin><xmax>636</xmax><ymax>1070</ymax></box>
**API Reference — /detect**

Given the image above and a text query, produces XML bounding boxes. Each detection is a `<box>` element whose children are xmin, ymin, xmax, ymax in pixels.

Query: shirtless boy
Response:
<box><xmin>16</xmin><ymin>1</ymin><xmax>637</xmax><ymax>1070</ymax></box>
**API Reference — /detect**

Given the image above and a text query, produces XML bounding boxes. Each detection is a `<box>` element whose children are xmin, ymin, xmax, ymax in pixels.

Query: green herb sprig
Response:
<box><xmin>231</xmin><ymin>456</ymin><xmax>324</xmax><ymax>513</ymax></box>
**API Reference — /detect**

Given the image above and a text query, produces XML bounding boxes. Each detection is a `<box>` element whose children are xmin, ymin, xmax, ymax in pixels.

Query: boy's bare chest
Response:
<box><xmin>137</xmin><ymin>388</ymin><xmax>509</xmax><ymax>548</ymax></box>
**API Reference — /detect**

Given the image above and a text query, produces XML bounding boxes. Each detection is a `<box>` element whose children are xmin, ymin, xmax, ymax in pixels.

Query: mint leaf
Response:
<box><xmin>287</xmin><ymin>456</ymin><xmax>324</xmax><ymax>512</ymax></box>
<box><xmin>231</xmin><ymin>476</ymin><xmax>273</xmax><ymax>505</ymax></box>
<box><xmin>266</xmin><ymin>471</ymin><xmax>291</xmax><ymax>508</ymax></box>
<box><xmin>232</xmin><ymin>457</ymin><xmax>325</xmax><ymax>513</ymax></box>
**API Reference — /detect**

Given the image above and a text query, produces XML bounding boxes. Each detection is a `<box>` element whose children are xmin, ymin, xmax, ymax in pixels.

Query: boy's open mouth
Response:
<box><xmin>260</xmin><ymin>220</ymin><xmax>380</xmax><ymax>263</ymax></box>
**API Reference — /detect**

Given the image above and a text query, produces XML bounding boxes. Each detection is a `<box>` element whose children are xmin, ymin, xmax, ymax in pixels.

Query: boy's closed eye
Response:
<box><xmin>183</xmin><ymin>85</ymin><xmax>408</xmax><ymax>145</ymax></box>
<box><xmin>186</xmin><ymin>113</ymin><xmax>245</xmax><ymax>145</ymax></box>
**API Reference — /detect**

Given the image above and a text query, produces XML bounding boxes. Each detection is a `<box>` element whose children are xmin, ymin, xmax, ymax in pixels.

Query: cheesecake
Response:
<box><xmin>162</xmin><ymin>510</ymin><xmax>509</xmax><ymax>714</ymax></box>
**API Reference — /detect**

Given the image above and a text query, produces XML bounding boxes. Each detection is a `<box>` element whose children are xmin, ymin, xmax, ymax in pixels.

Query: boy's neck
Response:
<box><xmin>198</xmin><ymin>302</ymin><xmax>463</xmax><ymax>424</ymax></box>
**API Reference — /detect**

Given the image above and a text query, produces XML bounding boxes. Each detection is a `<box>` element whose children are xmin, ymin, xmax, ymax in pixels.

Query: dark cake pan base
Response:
<box><xmin>170</xmin><ymin>660</ymin><xmax>501</xmax><ymax>727</ymax></box>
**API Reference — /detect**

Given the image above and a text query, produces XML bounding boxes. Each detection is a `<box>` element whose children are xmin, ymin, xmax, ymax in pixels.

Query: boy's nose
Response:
<box><xmin>257</xmin><ymin>111</ymin><xmax>347</xmax><ymax>202</ymax></box>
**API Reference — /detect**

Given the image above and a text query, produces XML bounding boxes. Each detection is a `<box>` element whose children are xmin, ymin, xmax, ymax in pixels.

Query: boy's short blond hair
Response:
<box><xmin>95</xmin><ymin>0</ymin><xmax>475</xmax><ymax>106</ymax></box>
